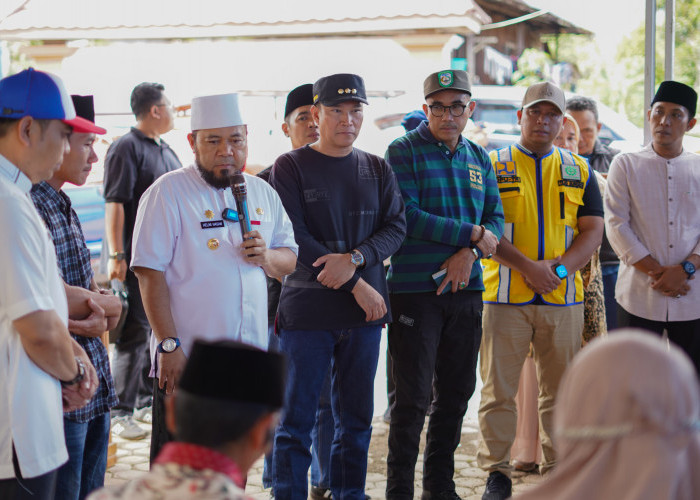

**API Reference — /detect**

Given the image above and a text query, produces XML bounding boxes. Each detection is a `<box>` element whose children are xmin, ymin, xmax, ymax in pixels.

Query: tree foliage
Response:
<box><xmin>512</xmin><ymin>1</ymin><xmax>699</xmax><ymax>128</ymax></box>
<box><xmin>615</xmin><ymin>0</ymin><xmax>700</xmax><ymax>126</ymax></box>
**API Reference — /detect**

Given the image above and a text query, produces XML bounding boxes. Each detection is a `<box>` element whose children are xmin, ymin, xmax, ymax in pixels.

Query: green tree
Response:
<box><xmin>616</xmin><ymin>0</ymin><xmax>700</xmax><ymax>126</ymax></box>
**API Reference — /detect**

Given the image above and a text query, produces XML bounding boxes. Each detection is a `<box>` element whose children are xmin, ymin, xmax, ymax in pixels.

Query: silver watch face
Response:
<box><xmin>162</xmin><ymin>338</ymin><xmax>177</xmax><ymax>352</ymax></box>
<box><xmin>351</xmin><ymin>251</ymin><xmax>363</xmax><ymax>266</ymax></box>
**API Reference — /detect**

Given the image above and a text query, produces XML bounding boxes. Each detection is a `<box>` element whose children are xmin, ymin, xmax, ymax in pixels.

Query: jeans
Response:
<box><xmin>601</xmin><ymin>264</ymin><xmax>619</xmax><ymax>331</ymax></box>
<box><xmin>272</xmin><ymin>326</ymin><xmax>381</xmax><ymax>500</ymax></box>
<box><xmin>263</xmin><ymin>327</ymin><xmax>333</xmax><ymax>491</ymax></box>
<box><xmin>310</xmin><ymin>367</ymin><xmax>333</xmax><ymax>489</ymax></box>
<box><xmin>387</xmin><ymin>291</ymin><xmax>482</xmax><ymax>499</ymax></box>
<box><xmin>56</xmin><ymin>414</ymin><xmax>110</xmax><ymax>500</ymax></box>
<box><xmin>111</xmin><ymin>269</ymin><xmax>153</xmax><ymax>416</ymax></box>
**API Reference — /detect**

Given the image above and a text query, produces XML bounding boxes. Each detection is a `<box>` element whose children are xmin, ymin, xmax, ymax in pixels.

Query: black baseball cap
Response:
<box><xmin>312</xmin><ymin>73</ymin><xmax>368</xmax><ymax>107</ymax></box>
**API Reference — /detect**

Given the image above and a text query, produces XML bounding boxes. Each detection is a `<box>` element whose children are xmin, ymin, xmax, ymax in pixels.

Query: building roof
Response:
<box><xmin>0</xmin><ymin>0</ymin><xmax>492</xmax><ymax>40</ymax></box>
<box><xmin>475</xmin><ymin>0</ymin><xmax>591</xmax><ymax>36</ymax></box>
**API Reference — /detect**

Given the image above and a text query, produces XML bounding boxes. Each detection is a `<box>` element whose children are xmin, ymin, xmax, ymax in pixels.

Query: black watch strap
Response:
<box><xmin>60</xmin><ymin>357</ymin><xmax>86</xmax><ymax>386</ymax></box>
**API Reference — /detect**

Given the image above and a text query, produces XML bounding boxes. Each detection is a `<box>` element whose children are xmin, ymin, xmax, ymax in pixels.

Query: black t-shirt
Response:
<box><xmin>103</xmin><ymin>128</ymin><xmax>181</xmax><ymax>261</ymax></box>
<box><xmin>270</xmin><ymin>145</ymin><xmax>406</xmax><ymax>330</ymax></box>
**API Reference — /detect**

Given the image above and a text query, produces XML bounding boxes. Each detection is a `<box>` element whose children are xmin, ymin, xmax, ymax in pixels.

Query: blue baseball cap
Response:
<box><xmin>0</xmin><ymin>68</ymin><xmax>103</xmax><ymax>133</ymax></box>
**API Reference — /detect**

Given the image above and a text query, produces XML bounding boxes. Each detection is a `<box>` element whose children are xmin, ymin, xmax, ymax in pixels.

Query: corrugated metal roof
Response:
<box><xmin>0</xmin><ymin>0</ymin><xmax>491</xmax><ymax>39</ymax></box>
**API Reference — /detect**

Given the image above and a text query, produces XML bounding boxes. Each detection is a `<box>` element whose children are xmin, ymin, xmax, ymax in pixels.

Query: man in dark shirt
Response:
<box><xmin>103</xmin><ymin>82</ymin><xmax>182</xmax><ymax>439</ymax></box>
<box><xmin>31</xmin><ymin>95</ymin><xmax>122</xmax><ymax>500</ymax></box>
<box><xmin>270</xmin><ymin>73</ymin><xmax>406</xmax><ymax>500</ymax></box>
<box><xmin>566</xmin><ymin>96</ymin><xmax>621</xmax><ymax>330</ymax></box>
<box><xmin>385</xmin><ymin>70</ymin><xmax>504</xmax><ymax>500</ymax></box>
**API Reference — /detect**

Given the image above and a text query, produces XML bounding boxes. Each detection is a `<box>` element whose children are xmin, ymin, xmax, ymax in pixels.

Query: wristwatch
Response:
<box><xmin>158</xmin><ymin>337</ymin><xmax>181</xmax><ymax>353</ymax></box>
<box><xmin>60</xmin><ymin>357</ymin><xmax>86</xmax><ymax>387</ymax></box>
<box><xmin>681</xmin><ymin>260</ymin><xmax>696</xmax><ymax>279</ymax></box>
<box><xmin>350</xmin><ymin>249</ymin><xmax>365</xmax><ymax>268</ymax></box>
<box><xmin>552</xmin><ymin>263</ymin><xmax>568</xmax><ymax>279</ymax></box>
<box><xmin>109</xmin><ymin>252</ymin><xmax>126</xmax><ymax>261</ymax></box>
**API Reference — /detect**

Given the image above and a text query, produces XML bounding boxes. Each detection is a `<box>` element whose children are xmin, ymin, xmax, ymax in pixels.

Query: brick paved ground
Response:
<box><xmin>105</xmin><ymin>416</ymin><xmax>543</xmax><ymax>499</ymax></box>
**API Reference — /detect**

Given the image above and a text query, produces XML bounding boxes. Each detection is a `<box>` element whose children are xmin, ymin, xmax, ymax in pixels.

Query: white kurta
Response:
<box><xmin>0</xmin><ymin>154</ymin><xmax>68</xmax><ymax>479</ymax></box>
<box><xmin>605</xmin><ymin>145</ymin><xmax>700</xmax><ymax>322</ymax></box>
<box><xmin>131</xmin><ymin>165</ymin><xmax>296</xmax><ymax>365</ymax></box>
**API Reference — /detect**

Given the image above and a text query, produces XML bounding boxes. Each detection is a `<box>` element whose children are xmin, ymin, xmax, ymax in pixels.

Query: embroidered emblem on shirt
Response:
<box><xmin>204</xmin><ymin>210</ymin><xmax>214</xmax><ymax>219</ymax></box>
<box><xmin>201</xmin><ymin>220</ymin><xmax>224</xmax><ymax>229</ymax></box>
<box><xmin>207</xmin><ymin>238</ymin><xmax>220</xmax><ymax>250</ymax></box>
<box><xmin>495</xmin><ymin>161</ymin><xmax>516</xmax><ymax>176</ymax></box>
<box><xmin>359</xmin><ymin>164</ymin><xmax>381</xmax><ymax>179</ymax></box>
<box><xmin>304</xmin><ymin>189</ymin><xmax>330</xmax><ymax>203</ymax></box>
<box><xmin>255</xmin><ymin>207</ymin><xmax>264</xmax><ymax>216</ymax></box>
<box><xmin>398</xmin><ymin>314</ymin><xmax>415</xmax><ymax>327</ymax></box>
<box><xmin>468</xmin><ymin>165</ymin><xmax>484</xmax><ymax>191</ymax></box>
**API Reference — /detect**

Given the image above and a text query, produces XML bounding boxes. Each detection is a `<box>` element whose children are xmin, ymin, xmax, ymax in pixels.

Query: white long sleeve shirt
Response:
<box><xmin>604</xmin><ymin>145</ymin><xmax>700</xmax><ymax>322</ymax></box>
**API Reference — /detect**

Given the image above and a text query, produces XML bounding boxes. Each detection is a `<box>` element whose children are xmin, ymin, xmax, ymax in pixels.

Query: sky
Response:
<box><xmin>528</xmin><ymin>0</ymin><xmax>647</xmax><ymax>57</ymax></box>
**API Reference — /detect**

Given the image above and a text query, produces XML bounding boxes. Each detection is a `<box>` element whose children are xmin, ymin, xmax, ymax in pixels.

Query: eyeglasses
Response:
<box><xmin>428</xmin><ymin>103</ymin><xmax>468</xmax><ymax>117</ymax></box>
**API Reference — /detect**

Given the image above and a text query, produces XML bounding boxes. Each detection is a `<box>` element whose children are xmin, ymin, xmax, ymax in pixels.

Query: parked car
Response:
<box><xmin>65</xmin><ymin>184</ymin><xmax>105</xmax><ymax>260</ymax></box>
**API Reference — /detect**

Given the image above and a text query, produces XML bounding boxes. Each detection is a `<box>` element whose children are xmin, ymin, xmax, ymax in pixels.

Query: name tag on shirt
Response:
<box><xmin>201</xmin><ymin>220</ymin><xmax>225</xmax><ymax>229</ymax></box>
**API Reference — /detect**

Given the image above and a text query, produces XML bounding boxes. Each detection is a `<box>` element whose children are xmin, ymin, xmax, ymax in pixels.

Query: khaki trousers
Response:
<box><xmin>477</xmin><ymin>303</ymin><xmax>583</xmax><ymax>475</ymax></box>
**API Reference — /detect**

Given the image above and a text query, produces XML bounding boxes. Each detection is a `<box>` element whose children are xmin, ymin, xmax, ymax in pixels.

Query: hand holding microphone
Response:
<box><xmin>231</xmin><ymin>173</ymin><xmax>253</xmax><ymax>240</ymax></box>
<box><xmin>231</xmin><ymin>174</ymin><xmax>268</xmax><ymax>263</ymax></box>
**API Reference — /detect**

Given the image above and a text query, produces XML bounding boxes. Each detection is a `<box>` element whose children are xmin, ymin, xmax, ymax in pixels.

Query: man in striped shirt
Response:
<box><xmin>384</xmin><ymin>70</ymin><xmax>504</xmax><ymax>500</ymax></box>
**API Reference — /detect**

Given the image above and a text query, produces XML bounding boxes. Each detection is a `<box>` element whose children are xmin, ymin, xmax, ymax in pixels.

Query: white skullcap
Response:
<box><xmin>190</xmin><ymin>93</ymin><xmax>245</xmax><ymax>131</ymax></box>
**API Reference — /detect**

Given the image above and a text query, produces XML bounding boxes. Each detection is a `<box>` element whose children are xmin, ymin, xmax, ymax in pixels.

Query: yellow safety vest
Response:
<box><xmin>483</xmin><ymin>144</ymin><xmax>590</xmax><ymax>305</ymax></box>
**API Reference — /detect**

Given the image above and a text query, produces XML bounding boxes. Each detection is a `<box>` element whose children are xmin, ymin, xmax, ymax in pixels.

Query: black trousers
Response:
<box><xmin>0</xmin><ymin>447</ymin><xmax>58</xmax><ymax>500</ymax></box>
<box><xmin>111</xmin><ymin>269</ymin><xmax>153</xmax><ymax>415</ymax></box>
<box><xmin>617</xmin><ymin>305</ymin><xmax>700</xmax><ymax>377</ymax></box>
<box><xmin>149</xmin><ymin>379</ymin><xmax>173</xmax><ymax>465</ymax></box>
<box><xmin>386</xmin><ymin>291</ymin><xmax>483</xmax><ymax>499</ymax></box>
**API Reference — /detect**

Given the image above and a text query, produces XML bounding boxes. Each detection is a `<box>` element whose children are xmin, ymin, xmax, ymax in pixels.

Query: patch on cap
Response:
<box><xmin>438</xmin><ymin>71</ymin><xmax>454</xmax><ymax>88</ymax></box>
<box><xmin>424</xmin><ymin>69</ymin><xmax>471</xmax><ymax>99</ymax></box>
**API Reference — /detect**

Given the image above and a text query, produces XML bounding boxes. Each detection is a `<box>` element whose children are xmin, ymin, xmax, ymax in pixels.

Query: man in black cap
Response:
<box><xmin>605</xmin><ymin>80</ymin><xmax>700</xmax><ymax>375</ymax></box>
<box><xmin>88</xmin><ymin>339</ymin><xmax>286</xmax><ymax>499</ymax></box>
<box><xmin>270</xmin><ymin>73</ymin><xmax>406</xmax><ymax>500</ymax></box>
<box><xmin>384</xmin><ymin>69</ymin><xmax>503</xmax><ymax>500</ymax></box>
<box><xmin>31</xmin><ymin>95</ymin><xmax>123</xmax><ymax>500</ymax></box>
<box><xmin>257</xmin><ymin>84</ymin><xmax>331</xmax><ymax>498</ymax></box>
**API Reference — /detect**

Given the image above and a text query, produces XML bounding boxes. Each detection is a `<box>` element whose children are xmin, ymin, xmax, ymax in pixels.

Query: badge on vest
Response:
<box><xmin>495</xmin><ymin>161</ymin><xmax>516</xmax><ymax>176</ymax></box>
<box><xmin>561</xmin><ymin>164</ymin><xmax>581</xmax><ymax>181</ymax></box>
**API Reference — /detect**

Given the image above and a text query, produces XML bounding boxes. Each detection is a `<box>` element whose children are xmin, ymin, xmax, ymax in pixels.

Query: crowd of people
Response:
<box><xmin>0</xmin><ymin>64</ymin><xmax>699</xmax><ymax>500</ymax></box>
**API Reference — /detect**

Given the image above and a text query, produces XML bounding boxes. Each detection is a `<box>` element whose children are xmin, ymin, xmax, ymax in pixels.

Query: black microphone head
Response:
<box><xmin>231</xmin><ymin>173</ymin><xmax>246</xmax><ymax>197</ymax></box>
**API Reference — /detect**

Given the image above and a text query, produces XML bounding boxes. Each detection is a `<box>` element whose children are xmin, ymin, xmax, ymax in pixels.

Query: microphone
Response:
<box><xmin>231</xmin><ymin>173</ymin><xmax>253</xmax><ymax>241</ymax></box>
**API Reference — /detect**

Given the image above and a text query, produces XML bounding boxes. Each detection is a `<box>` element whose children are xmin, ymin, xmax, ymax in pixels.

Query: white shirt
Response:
<box><xmin>132</xmin><ymin>165</ymin><xmax>297</xmax><ymax>365</ymax></box>
<box><xmin>0</xmin><ymin>154</ymin><xmax>68</xmax><ymax>479</ymax></box>
<box><xmin>605</xmin><ymin>145</ymin><xmax>700</xmax><ymax>322</ymax></box>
